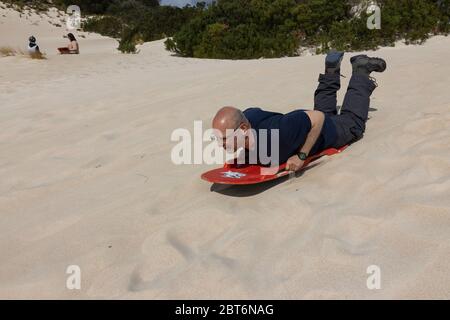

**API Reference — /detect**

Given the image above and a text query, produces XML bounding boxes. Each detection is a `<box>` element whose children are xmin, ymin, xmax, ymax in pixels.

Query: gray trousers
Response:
<box><xmin>314</xmin><ymin>73</ymin><xmax>377</xmax><ymax>147</ymax></box>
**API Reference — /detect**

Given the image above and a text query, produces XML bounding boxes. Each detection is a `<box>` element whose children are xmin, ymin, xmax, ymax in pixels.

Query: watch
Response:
<box><xmin>297</xmin><ymin>152</ymin><xmax>307</xmax><ymax>161</ymax></box>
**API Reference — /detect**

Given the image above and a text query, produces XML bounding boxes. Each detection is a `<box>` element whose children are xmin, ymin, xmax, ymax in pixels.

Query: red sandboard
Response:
<box><xmin>201</xmin><ymin>145</ymin><xmax>347</xmax><ymax>185</ymax></box>
<box><xmin>58</xmin><ymin>47</ymin><xmax>70</xmax><ymax>54</ymax></box>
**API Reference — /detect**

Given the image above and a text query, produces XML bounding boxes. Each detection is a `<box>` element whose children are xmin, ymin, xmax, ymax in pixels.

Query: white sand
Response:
<box><xmin>1</xmin><ymin>5</ymin><xmax>449</xmax><ymax>299</ymax></box>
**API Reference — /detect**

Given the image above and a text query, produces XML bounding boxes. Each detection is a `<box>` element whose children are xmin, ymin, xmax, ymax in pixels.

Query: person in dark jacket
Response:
<box><xmin>212</xmin><ymin>52</ymin><xmax>386</xmax><ymax>171</ymax></box>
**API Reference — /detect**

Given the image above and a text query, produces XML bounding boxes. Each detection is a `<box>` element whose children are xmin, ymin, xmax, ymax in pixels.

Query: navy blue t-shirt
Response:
<box><xmin>243</xmin><ymin>107</ymin><xmax>338</xmax><ymax>165</ymax></box>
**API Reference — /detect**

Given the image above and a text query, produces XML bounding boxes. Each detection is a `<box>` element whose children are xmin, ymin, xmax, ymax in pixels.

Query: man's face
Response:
<box><xmin>212</xmin><ymin>123</ymin><xmax>249</xmax><ymax>153</ymax></box>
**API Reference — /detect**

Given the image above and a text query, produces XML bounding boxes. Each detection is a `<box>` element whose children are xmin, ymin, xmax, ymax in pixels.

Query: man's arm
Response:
<box><xmin>300</xmin><ymin>110</ymin><xmax>325</xmax><ymax>155</ymax></box>
<box><xmin>285</xmin><ymin>110</ymin><xmax>324</xmax><ymax>171</ymax></box>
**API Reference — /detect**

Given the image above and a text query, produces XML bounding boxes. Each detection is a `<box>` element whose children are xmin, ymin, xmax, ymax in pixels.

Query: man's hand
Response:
<box><xmin>285</xmin><ymin>155</ymin><xmax>304</xmax><ymax>172</ymax></box>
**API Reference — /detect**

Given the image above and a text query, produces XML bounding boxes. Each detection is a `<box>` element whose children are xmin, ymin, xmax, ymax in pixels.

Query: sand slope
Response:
<box><xmin>1</xmin><ymin>6</ymin><xmax>449</xmax><ymax>299</ymax></box>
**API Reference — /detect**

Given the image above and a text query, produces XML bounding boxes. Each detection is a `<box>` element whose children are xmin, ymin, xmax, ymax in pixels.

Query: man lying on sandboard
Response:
<box><xmin>211</xmin><ymin>53</ymin><xmax>387</xmax><ymax>171</ymax></box>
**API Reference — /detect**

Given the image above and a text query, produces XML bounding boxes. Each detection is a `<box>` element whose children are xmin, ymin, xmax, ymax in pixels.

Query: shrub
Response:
<box><xmin>82</xmin><ymin>16</ymin><xmax>123</xmax><ymax>39</ymax></box>
<box><xmin>0</xmin><ymin>46</ymin><xmax>47</xmax><ymax>59</ymax></box>
<box><xmin>78</xmin><ymin>2</ymin><xmax>203</xmax><ymax>53</ymax></box>
<box><xmin>7</xmin><ymin>0</ymin><xmax>448</xmax><ymax>58</ymax></box>
<box><xmin>436</xmin><ymin>0</ymin><xmax>450</xmax><ymax>33</ymax></box>
<box><xmin>2</xmin><ymin>0</ymin><xmax>53</xmax><ymax>11</ymax></box>
<box><xmin>166</xmin><ymin>0</ymin><xmax>304</xmax><ymax>59</ymax></box>
<box><xmin>0</xmin><ymin>46</ymin><xmax>18</xmax><ymax>57</ymax></box>
<box><xmin>167</xmin><ymin>0</ymin><xmax>450</xmax><ymax>59</ymax></box>
<box><xmin>378</xmin><ymin>0</ymin><xmax>442</xmax><ymax>44</ymax></box>
<box><xmin>118</xmin><ymin>27</ymin><xmax>140</xmax><ymax>53</ymax></box>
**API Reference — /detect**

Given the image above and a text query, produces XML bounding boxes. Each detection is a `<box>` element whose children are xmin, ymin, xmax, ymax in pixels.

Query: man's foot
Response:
<box><xmin>325</xmin><ymin>51</ymin><xmax>344</xmax><ymax>75</ymax></box>
<box><xmin>351</xmin><ymin>54</ymin><xmax>387</xmax><ymax>77</ymax></box>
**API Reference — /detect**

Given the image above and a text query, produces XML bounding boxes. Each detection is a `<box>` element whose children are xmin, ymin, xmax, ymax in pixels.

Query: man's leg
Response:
<box><xmin>314</xmin><ymin>73</ymin><xmax>341</xmax><ymax>116</ymax></box>
<box><xmin>331</xmin><ymin>55</ymin><xmax>387</xmax><ymax>147</ymax></box>
<box><xmin>314</xmin><ymin>51</ymin><xmax>344</xmax><ymax>116</ymax></box>
<box><xmin>331</xmin><ymin>74</ymin><xmax>377</xmax><ymax>147</ymax></box>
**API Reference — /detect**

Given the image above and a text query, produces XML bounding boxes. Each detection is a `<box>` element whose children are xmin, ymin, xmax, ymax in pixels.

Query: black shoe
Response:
<box><xmin>325</xmin><ymin>51</ymin><xmax>344</xmax><ymax>75</ymax></box>
<box><xmin>351</xmin><ymin>54</ymin><xmax>387</xmax><ymax>76</ymax></box>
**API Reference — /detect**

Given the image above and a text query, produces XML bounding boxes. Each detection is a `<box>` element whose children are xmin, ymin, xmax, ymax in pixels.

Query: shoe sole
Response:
<box><xmin>326</xmin><ymin>52</ymin><xmax>344</xmax><ymax>68</ymax></box>
<box><xmin>351</xmin><ymin>55</ymin><xmax>386</xmax><ymax>73</ymax></box>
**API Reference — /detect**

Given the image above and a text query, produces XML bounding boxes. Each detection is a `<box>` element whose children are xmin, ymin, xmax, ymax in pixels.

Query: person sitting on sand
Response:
<box><xmin>211</xmin><ymin>53</ymin><xmax>387</xmax><ymax>171</ymax></box>
<box><xmin>27</xmin><ymin>36</ymin><xmax>40</xmax><ymax>55</ymax></box>
<box><xmin>58</xmin><ymin>33</ymin><xmax>79</xmax><ymax>54</ymax></box>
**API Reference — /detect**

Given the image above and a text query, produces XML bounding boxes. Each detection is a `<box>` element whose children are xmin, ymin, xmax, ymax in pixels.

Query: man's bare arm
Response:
<box><xmin>301</xmin><ymin>110</ymin><xmax>325</xmax><ymax>156</ymax></box>
<box><xmin>285</xmin><ymin>110</ymin><xmax>324</xmax><ymax>171</ymax></box>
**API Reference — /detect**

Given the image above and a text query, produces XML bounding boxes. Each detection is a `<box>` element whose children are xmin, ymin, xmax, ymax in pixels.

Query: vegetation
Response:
<box><xmin>1</xmin><ymin>0</ymin><xmax>53</xmax><ymax>11</ymax></box>
<box><xmin>0</xmin><ymin>46</ymin><xmax>47</xmax><ymax>59</ymax></box>
<box><xmin>166</xmin><ymin>0</ymin><xmax>450</xmax><ymax>59</ymax></box>
<box><xmin>79</xmin><ymin>1</ymin><xmax>205</xmax><ymax>53</ymax></box>
<box><xmin>81</xmin><ymin>16</ymin><xmax>123</xmax><ymax>39</ymax></box>
<box><xmin>2</xmin><ymin>0</ymin><xmax>449</xmax><ymax>57</ymax></box>
<box><xmin>0</xmin><ymin>46</ymin><xmax>18</xmax><ymax>57</ymax></box>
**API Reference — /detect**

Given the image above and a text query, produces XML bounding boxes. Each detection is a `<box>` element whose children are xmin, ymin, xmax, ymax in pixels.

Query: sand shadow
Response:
<box><xmin>210</xmin><ymin>162</ymin><xmax>321</xmax><ymax>197</ymax></box>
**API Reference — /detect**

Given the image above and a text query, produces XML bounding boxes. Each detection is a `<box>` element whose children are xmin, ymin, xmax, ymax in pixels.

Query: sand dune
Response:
<box><xmin>0</xmin><ymin>5</ymin><xmax>449</xmax><ymax>299</ymax></box>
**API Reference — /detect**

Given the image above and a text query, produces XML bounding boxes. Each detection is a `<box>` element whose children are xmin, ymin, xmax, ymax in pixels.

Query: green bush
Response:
<box><xmin>166</xmin><ymin>0</ymin><xmax>304</xmax><ymax>59</ymax></box>
<box><xmin>7</xmin><ymin>0</ymin><xmax>449</xmax><ymax>58</ymax></box>
<box><xmin>378</xmin><ymin>0</ymin><xmax>441</xmax><ymax>44</ymax></box>
<box><xmin>82</xmin><ymin>16</ymin><xmax>123</xmax><ymax>39</ymax></box>
<box><xmin>2</xmin><ymin>0</ymin><xmax>53</xmax><ymax>11</ymax></box>
<box><xmin>118</xmin><ymin>27</ymin><xmax>140</xmax><ymax>53</ymax></box>
<box><xmin>78</xmin><ymin>2</ymin><xmax>204</xmax><ymax>53</ymax></box>
<box><xmin>165</xmin><ymin>0</ymin><xmax>356</xmax><ymax>58</ymax></box>
<box><xmin>55</xmin><ymin>0</ymin><xmax>159</xmax><ymax>15</ymax></box>
<box><xmin>166</xmin><ymin>0</ymin><xmax>450</xmax><ymax>59</ymax></box>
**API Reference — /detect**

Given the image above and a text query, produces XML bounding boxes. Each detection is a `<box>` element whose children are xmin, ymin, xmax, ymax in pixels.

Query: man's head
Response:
<box><xmin>212</xmin><ymin>106</ymin><xmax>251</xmax><ymax>152</ymax></box>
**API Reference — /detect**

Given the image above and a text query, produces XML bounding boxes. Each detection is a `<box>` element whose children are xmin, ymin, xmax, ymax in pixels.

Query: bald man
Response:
<box><xmin>212</xmin><ymin>52</ymin><xmax>386</xmax><ymax>171</ymax></box>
